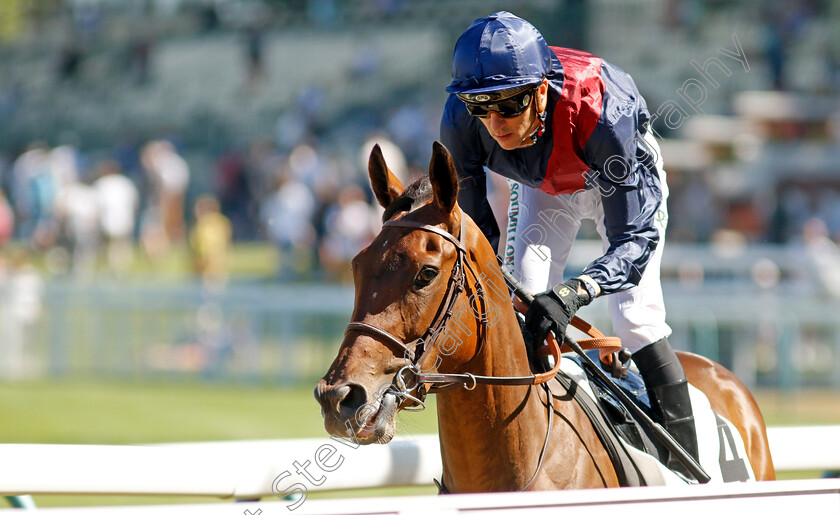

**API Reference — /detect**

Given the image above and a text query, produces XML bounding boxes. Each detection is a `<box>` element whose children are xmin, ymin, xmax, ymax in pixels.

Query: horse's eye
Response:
<box><xmin>414</xmin><ymin>266</ymin><xmax>439</xmax><ymax>288</ymax></box>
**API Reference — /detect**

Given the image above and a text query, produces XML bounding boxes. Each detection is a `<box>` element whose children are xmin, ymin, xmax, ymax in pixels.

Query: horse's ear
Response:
<box><xmin>368</xmin><ymin>144</ymin><xmax>405</xmax><ymax>208</ymax></box>
<box><xmin>429</xmin><ymin>141</ymin><xmax>459</xmax><ymax>216</ymax></box>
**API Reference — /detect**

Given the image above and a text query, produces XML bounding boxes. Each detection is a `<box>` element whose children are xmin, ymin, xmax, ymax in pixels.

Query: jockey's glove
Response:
<box><xmin>525</xmin><ymin>278</ymin><xmax>592</xmax><ymax>345</ymax></box>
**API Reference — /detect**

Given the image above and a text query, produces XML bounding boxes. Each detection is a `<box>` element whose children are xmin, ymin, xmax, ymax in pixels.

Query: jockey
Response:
<box><xmin>440</xmin><ymin>11</ymin><xmax>697</xmax><ymax>476</ymax></box>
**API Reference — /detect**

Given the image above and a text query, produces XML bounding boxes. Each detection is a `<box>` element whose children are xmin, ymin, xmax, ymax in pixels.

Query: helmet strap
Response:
<box><xmin>529</xmin><ymin>108</ymin><xmax>547</xmax><ymax>144</ymax></box>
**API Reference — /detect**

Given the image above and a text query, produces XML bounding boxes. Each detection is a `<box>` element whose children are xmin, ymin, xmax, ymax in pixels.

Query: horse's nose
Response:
<box><xmin>315</xmin><ymin>381</ymin><xmax>368</xmax><ymax>416</ymax></box>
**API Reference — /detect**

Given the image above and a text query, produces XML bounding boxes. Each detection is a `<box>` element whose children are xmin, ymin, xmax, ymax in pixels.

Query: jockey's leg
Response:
<box><xmin>599</xmin><ymin>132</ymin><xmax>698</xmax><ymax>475</ymax></box>
<box><xmin>632</xmin><ymin>337</ymin><xmax>700</xmax><ymax>474</ymax></box>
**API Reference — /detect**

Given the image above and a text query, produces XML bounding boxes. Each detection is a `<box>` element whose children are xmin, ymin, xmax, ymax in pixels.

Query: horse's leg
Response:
<box><xmin>678</xmin><ymin>351</ymin><xmax>776</xmax><ymax>480</ymax></box>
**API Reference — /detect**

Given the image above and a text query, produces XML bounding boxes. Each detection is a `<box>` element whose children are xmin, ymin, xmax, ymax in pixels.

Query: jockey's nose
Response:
<box><xmin>314</xmin><ymin>380</ymin><xmax>368</xmax><ymax>417</ymax></box>
<box><xmin>488</xmin><ymin>111</ymin><xmax>506</xmax><ymax>130</ymax></box>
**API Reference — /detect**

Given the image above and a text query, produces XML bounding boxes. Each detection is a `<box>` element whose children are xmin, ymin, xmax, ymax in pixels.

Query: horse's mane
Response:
<box><xmin>381</xmin><ymin>176</ymin><xmax>433</xmax><ymax>221</ymax></box>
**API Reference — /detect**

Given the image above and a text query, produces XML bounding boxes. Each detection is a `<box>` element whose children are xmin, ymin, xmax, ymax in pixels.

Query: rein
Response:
<box><xmin>343</xmin><ymin>211</ymin><xmax>623</xmax><ymax>492</ymax></box>
<box><xmin>343</xmin><ymin>214</ymin><xmax>622</xmax><ymax>399</ymax></box>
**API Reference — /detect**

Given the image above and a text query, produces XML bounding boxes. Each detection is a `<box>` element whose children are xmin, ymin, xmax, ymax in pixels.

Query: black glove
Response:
<box><xmin>525</xmin><ymin>278</ymin><xmax>591</xmax><ymax>346</ymax></box>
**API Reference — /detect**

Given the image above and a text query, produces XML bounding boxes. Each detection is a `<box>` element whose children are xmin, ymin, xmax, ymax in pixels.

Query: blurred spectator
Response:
<box><xmin>128</xmin><ymin>30</ymin><xmax>154</xmax><ymax>86</ymax></box>
<box><xmin>0</xmin><ymin>190</ymin><xmax>12</xmax><ymax>247</ymax></box>
<box><xmin>56</xmin><ymin>38</ymin><xmax>84</xmax><ymax>81</ymax></box>
<box><xmin>289</xmin><ymin>142</ymin><xmax>325</xmax><ymax>187</ymax></box>
<box><xmin>11</xmin><ymin>143</ymin><xmax>58</xmax><ymax>249</ymax></box>
<box><xmin>245</xmin><ymin>139</ymin><xmax>284</xmax><ymax>205</ymax></box>
<box><xmin>760</xmin><ymin>2</ymin><xmax>818</xmax><ymax>91</ymax></box>
<box><xmin>190</xmin><ymin>195</ymin><xmax>232</xmax><ymax>286</ymax></box>
<box><xmin>274</xmin><ymin>111</ymin><xmax>308</xmax><ymax>151</ymax></box>
<box><xmin>198</xmin><ymin>5</ymin><xmax>220</xmax><ymax>32</ymax></box>
<box><xmin>385</xmin><ymin>105</ymin><xmax>435</xmax><ymax>165</ymax></box>
<box><xmin>243</xmin><ymin>21</ymin><xmax>266</xmax><ymax>90</ymax></box>
<box><xmin>56</xmin><ymin>175</ymin><xmax>99</xmax><ymax>277</ymax></box>
<box><xmin>0</xmin><ymin>252</ymin><xmax>43</xmax><ymax>381</ymax></box>
<box><xmin>769</xmin><ymin>187</ymin><xmax>814</xmax><ymax>243</ymax></box>
<box><xmin>319</xmin><ymin>184</ymin><xmax>377</xmax><ymax>282</ymax></box>
<box><xmin>140</xmin><ymin>140</ymin><xmax>190</xmax><ymax>258</ymax></box>
<box><xmin>215</xmin><ymin>148</ymin><xmax>255</xmax><ymax>239</ymax></box>
<box><xmin>350</xmin><ymin>44</ymin><xmax>382</xmax><ymax>80</ymax></box>
<box><xmin>801</xmin><ymin>217</ymin><xmax>840</xmax><ymax>298</ymax></box>
<box><xmin>296</xmin><ymin>84</ymin><xmax>326</xmax><ymax>126</ymax></box>
<box><xmin>358</xmin><ymin>134</ymin><xmax>408</xmax><ymax>185</ymax></box>
<box><xmin>50</xmin><ymin>145</ymin><xmax>81</xmax><ymax>187</ymax></box>
<box><xmin>261</xmin><ymin>170</ymin><xmax>316</xmax><ymax>281</ymax></box>
<box><xmin>815</xmin><ymin>189</ymin><xmax>840</xmax><ymax>240</ymax></box>
<box><xmin>93</xmin><ymin>160</ymin><xmax>139</xmax><ymax>275</ymax></box>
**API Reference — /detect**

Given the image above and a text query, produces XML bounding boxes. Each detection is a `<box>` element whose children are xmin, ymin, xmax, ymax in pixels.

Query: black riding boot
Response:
<box><xmin>632</xmin><ymin>337</ymin><xmax>699</xmax><ymax>478</ymax></box>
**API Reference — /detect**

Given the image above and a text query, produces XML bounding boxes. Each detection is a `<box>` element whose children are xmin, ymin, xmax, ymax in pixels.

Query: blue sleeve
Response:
<box><xmin>440</xmin><ymin>94</ymin><xmax>501</xmax><ymax>252</ymax></box>
<box><xmin>581</xmin><ymin>62</ymin><xmax>661</xmax><ymax>294</ymax></box>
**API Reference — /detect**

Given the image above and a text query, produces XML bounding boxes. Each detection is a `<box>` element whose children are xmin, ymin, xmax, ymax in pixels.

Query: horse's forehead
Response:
<box><xmin>367</xmin><ymin>229</ymin><xmax>424</xmax><ymax>266</ymax></box>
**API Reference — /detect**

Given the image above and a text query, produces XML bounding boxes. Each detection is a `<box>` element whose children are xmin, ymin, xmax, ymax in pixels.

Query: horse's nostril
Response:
<box><xmin>329</xmin><ymin>385</ymin><xmax>350</xmax><ymax>408</ymax></box>
<box><xmin>338</xmin><ymin>383</ymin><xmax>367</xmax><ymax>415</ymax></box>
<box><xmin>316</xmin><ymin>382</ymin><xmax>368</xmax><ymax>417</ymax></box>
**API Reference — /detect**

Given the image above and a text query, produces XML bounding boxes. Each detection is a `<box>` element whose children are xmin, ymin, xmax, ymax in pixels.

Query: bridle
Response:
<box><xmin>344</xmin><ymin>213</ymin><xmax>484</xmax><ymax>408</ymax></box>
<box><xmin>342</xmin><ymin>210</ymin><xmax>620</xmax><ymax>493</ymax></box>
<box><xmin>343</xmin><ymin>212</ymin><xmax>567</xmax><ymax>410</ymax></box>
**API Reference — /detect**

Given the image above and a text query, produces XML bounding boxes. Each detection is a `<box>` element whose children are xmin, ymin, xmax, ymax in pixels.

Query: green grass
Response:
<box><xmin>0</xmin><ymin>380</ymin><xmax>439</xmax><ymax>507</ymax></box>
<box><xmin>0</xmin><ymin>380</ymin><xmax>439</xmax><ymax>444</ymax></box>
<box><xmin>5</xmin><ymin>242</ymin><xmax>281</xmax><ymax>283</ymax></box>
<box><xmin>1</xmin><ymin>382</ymin><xmax>838</xmax><ymax>507</ymax></box>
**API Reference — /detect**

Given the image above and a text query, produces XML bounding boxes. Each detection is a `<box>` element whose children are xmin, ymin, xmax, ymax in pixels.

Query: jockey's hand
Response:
<box><xmin>525</xmin><ymin>279</ymin><xmax>591</xmax><ymax>345</ymax></box>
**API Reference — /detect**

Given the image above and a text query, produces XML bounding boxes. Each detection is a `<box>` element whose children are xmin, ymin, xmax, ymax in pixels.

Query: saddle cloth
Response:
<box><xmin>556</xmin><ymin>351</ymin><xmax>756</xmax><ymax>486</ymax></box>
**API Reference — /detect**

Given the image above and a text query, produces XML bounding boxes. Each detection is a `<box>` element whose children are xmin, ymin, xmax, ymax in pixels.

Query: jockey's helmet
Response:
<box><xmin>446</xmin><ymin>11</ymin><xmax>553</xmax><ymax>100</ymax></box>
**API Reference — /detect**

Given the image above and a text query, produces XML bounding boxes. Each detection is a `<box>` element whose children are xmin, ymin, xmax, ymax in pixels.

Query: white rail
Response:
<box><xmin>0</xmin><ymin>426</ymin><xmax>837</xmax><ymax>500</ymax></box>
<box><xmin>767</xmin><ymin>425</ymin><xmax>840</xmax><ymax>472</ymax></box>
<box><xmin>17</xmin><ymin>479</ymin><xmax>840</xmax><ymax>514</ymax></box>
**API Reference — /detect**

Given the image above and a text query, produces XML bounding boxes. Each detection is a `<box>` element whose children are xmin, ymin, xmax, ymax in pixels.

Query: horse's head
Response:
<box><xmin>315</xmin><ymin>141</ymin><xmax>494</xmax><ymax>444</ymax></box>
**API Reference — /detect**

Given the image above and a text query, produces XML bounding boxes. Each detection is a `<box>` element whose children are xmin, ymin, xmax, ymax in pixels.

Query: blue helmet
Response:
<box><xmin>446</xmin><ymin>11</ymin><xmax>554</xmax><ymax>96</ymax></box>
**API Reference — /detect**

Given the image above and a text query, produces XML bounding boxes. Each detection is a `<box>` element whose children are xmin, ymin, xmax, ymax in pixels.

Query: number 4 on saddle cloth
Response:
<box><xmin>555</xmin><ymin>349</ymin><xmax>755</xmax><ymax>486</ymax></box>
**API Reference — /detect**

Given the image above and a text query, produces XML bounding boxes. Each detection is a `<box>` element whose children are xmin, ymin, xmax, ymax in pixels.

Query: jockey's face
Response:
<box><xmin>478</xmin><ymin>80</ymin><xmax>548</xmax><ymax>150</ymax></box>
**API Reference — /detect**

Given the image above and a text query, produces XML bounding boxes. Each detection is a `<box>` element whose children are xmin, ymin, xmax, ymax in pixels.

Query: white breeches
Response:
<box><xmin>503</xmin><ymin>132</ymin><xmax>671</xmax><ymax>352</ymax></box>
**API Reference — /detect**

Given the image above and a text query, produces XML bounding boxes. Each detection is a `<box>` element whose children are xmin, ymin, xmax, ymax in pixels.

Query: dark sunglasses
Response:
<box><xmin>460</xmin><ymin>87</ymin><xmax>536</xmax><ymax>118</ymax></box>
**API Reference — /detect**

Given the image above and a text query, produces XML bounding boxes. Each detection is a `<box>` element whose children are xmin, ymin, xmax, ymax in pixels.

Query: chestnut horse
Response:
<box><xmin>315</xmin><ymin>142</ymin><xmax>775</xmax><ymax>492</ymax></box>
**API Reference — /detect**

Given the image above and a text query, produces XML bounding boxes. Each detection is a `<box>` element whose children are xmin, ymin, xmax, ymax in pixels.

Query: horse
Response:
<box><xmin>315</xmin><ymin>141</ymin><xmax>775</xmax><ymax>492</ymax></box>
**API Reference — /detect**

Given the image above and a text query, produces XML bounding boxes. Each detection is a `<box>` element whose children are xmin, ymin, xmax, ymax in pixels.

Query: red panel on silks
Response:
<box><xmin>541</xmin><ymin>47</ymin><xmax>605</xmax><ymax>195</ymax></box>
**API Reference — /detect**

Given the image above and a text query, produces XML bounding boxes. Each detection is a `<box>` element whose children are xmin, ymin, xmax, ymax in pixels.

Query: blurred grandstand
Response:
<box><xmin>0</xmin><ymin>0</ymin><xmax>839</xmax><ymax>389</ymax></box>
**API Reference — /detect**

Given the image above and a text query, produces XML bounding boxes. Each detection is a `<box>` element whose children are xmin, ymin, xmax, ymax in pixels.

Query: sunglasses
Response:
<box><xmin>459</xmin><ymin>87</ymin><xmax>536</xmax><ymax>118</ymax></box>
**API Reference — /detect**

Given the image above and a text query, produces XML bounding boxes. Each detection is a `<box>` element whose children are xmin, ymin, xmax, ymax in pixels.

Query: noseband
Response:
<box><xmin>341</xmin><ymin>210</ymin><xmax>622</xmax><ymax>493</ymax></box>
<box><xmin>343</xmin><ymin>212</ymin><xmax>573</xmax><ymax>412</ymax></box>
<box><xmin>344</xmin><ymin>214</ymin><xmax>487</xmax><ymax>409</ymax></box>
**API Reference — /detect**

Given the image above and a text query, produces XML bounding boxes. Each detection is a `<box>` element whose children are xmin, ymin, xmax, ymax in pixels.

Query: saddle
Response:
<box><xmin>553</xmin><ymin>351</ymin><xmax>755</xmax><ymax>486</ymax></box>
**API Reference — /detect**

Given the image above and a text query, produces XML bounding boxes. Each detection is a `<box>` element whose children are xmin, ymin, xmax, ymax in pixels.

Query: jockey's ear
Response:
<box><xmin>429</xmin><ymin>141</ymin><xmax>458</xmax><ymax>217</ymax></box>
<box><xmin>368</xmin><ymin>144</ymin><xmax>405</xmax><ymax>209</ymax></box>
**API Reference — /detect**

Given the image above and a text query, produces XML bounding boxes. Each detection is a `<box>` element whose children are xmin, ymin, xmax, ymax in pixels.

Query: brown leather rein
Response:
<box><xmin>344</xmin><ymin>216</ymin><xmax>622</xmax><ymax>399</ymax></box>
<box><xmin>343</xmin><ymin>214</ymin><xmax>622</xmax><ymax>492</ymax></box>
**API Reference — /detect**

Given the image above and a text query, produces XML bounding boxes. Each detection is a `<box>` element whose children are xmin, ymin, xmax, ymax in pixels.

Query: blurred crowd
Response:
<box><xmin>0</xmin><ymin>127</ymin><xmax>440</xmax><ymax>284</ymax></box>
<box><xmin>1</xmin><ymin>0</ymin><xmax>839</xmax><ymax>287</ymax></box>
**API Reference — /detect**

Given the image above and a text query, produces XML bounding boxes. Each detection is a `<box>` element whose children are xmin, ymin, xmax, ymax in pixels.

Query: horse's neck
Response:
<box><xmin>435</xmin><ymin>273</ymin><xmax>550</xmax><ymax>492</ymax></box>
